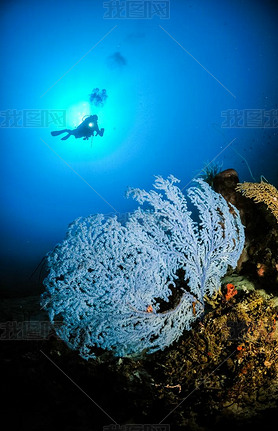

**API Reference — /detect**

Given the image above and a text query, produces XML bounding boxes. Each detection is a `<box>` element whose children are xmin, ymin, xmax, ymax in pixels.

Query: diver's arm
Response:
<box><xmin>94</xmin><ymin>124</ymin><xmax>104</xmax><ymax>136</ymax></box>
<box><xmin>94</xmin><ymin>125</ymin><xmax>100</xmax><ymax>136</ymax></box>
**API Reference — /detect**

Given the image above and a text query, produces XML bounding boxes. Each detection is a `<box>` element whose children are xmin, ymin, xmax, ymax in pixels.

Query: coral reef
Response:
<box><xmin>1</xmin><ymin>283</ymin><xmax>277</xmax><ymax>431</ymax></box>
<box><xmin>209</xmin><ymin>170</ymin><xmax>278</xmax><ymax>290</ymax></box>
<box><xmin>2</xmin><ymin>169</ymin><xmax>278</xmax><ymax>431</ymax></box>
<box><xmin>148</xmin><ymin>286</ymin><xmax>278</xmax><ymax>430</ymax></box>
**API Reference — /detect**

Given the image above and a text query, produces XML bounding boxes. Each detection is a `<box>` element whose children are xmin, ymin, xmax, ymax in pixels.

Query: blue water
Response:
<box><xmin>1</xmin><ymin>0</ymin><xmax>277</xmax><ymax>293</ymax></box>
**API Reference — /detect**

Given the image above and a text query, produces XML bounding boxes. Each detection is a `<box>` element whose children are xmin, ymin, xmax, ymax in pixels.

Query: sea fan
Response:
<box><xmin>42</xmin><ymin>176</ymin><xmax>245</xmax><ymax>359</ymax></box>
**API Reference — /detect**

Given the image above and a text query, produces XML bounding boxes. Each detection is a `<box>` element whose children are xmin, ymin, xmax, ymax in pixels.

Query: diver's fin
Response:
<box><xmin>51</xmin><ymin>130</ymin><xmax>68</xmax><ymax>136</ymax></box>
<box><xmin>61</xmin><ymin>134</ymin><xmax>71</xmax><ymax>140</ymax></box>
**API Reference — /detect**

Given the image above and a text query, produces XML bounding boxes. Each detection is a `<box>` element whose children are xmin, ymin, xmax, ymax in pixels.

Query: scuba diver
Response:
<box><xmin>51</xmin><ymin>115</ymin><xmax>104</xmax><ymax>140</ymax></box>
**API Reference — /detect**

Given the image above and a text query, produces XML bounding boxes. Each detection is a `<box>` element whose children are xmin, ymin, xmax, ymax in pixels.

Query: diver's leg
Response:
<box><xmin>57</xmin><ymin>129</ymin><xmax>73</xmax><ymax>140</ymax></box>
<box><xmin>51</xmin><ymin>129</ymin><xmax>69</xmax><ymax>136</ymax></box>
<box><xmin>61</xmin><ymin>133</ymin><xmax>71</xmax><ymax>140</ymax></box>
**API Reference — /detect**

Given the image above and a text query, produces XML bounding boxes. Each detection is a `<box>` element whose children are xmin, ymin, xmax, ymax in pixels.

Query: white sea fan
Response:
<box><xmin>42</xmin><ymin>176</ymin><xmax>245</xmax><ymax>359</ymax></box>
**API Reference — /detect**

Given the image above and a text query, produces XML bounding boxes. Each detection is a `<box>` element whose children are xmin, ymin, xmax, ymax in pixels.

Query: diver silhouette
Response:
<box><xmin>51</xmin><ymin>115</ymin><xmax>104</xmax><ymax>141</ymax></box>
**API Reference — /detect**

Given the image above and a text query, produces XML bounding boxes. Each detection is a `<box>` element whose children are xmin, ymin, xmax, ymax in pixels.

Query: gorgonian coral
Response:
<box><xmin>42</xmin><ymin>176</ymin><xmax>245</xmax><ymax>359</ymax></box>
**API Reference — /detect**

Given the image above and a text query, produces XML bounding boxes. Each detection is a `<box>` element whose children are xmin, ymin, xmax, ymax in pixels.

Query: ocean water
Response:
<box><xmin>0</xmin><ymin>0</ymin><xmax>277</xmax><ymax>294</ymax></box>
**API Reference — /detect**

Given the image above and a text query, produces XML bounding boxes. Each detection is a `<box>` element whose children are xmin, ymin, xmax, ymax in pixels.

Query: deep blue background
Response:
<box><xmin>1</xmin><ymin>0</ymin><xmax>277</xmax><ymax>293</ymax></box>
